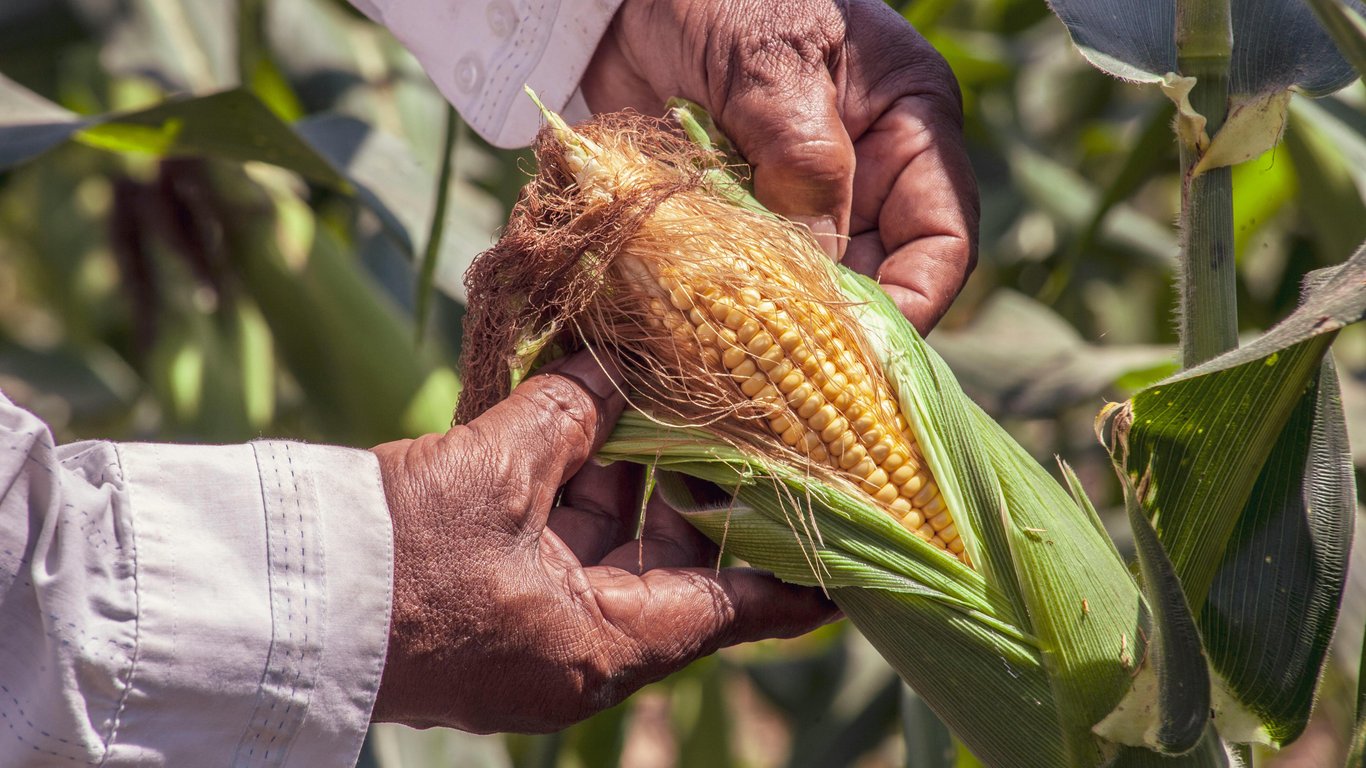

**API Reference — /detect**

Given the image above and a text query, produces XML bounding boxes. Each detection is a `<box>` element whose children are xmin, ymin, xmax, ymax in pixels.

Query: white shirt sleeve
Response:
<box><xmin>352</xmin><ymin>0</ymin><xmax>625</xmax><ymax>148</ymax></box>
<box><xmin>0</xmin><ymin>392</ymin><xmax>393</xmax><ymax>767</ymax></box>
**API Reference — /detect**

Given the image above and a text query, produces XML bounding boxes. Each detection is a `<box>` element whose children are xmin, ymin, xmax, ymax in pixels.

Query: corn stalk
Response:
<box><xmin>1175</xmin><ymin>0</ymin><xmax>1238</xmax><ymax>367</ymax></box>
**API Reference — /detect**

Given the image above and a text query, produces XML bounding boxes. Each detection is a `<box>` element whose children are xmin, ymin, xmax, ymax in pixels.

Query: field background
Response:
<box><xmin>0</xmin><ymin>0</ymin><xmax>1363</xmax><ymax>765</ymax></box>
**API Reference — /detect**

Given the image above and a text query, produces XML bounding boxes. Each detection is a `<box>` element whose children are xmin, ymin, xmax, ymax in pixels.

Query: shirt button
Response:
<box><xmin>487</xmin><ymin>1</ymin><xmax>516</xmax><ymax>38</ymax></box>
<box><xmin>455</xmin><ymin>55</ymin><xmax>483</xmax><ymax>94</ymax></box>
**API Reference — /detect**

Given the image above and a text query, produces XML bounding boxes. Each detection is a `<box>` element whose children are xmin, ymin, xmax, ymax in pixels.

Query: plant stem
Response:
<box><xmin>1176</xmin><ymin>0</ymin><xmax>1238</xmax><ymax>368</ymax></box>
<box><xmin>415</xmin><ymin>105</ymin><xmax>461</xmax><ymax>344</ymax></box>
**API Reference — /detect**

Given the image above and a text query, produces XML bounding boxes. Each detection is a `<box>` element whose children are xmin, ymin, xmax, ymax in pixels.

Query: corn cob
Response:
<box><xmin>461</xmin><ymin>97</ymin><xmax>965</xmax><ymax>564</ymax></box>
<box><xmin>640</xmin><ymin>267</ymin><xmax>963</xmax><ymax>558</ymax></box>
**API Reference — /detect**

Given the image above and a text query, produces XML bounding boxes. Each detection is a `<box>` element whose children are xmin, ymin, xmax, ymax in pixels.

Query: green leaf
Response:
<box><xmin>0</xmin><ymin>83</ymin><xmax>353</xmax><ymax>188</ymax></box>
<box><xmin>1351</xmin><ymin>632</ymin><xmax>1366</xmax><ymax>767</ymax></box>
<box><xmin>1284</xmin><ymin>103</ymin><xmax>1366</xmax><ymax>266</ymax></box>
<box><xmin>928</xmin><ymin>290</ymin><xmax>1176</xmax><ymax>417</ymax></box>
<box><xmin>1099</xmin><ymin>249</ymin><xmax>1366</xmax><ymax>744</ymax></box>
<box><xmin>214</xmin><ymin>163</ymin><xmax>454</xmax><ymax>443</ymax></box>
<box><xmin>671</xmin><ymin>658</ymin><xmax>734</xmax><ymax>768</ymax></box>
<box><xmin>1198</xmin><ymin>358</ymin><xmax>1354</xmax><ymax>744</ymax></box>
<box><xmin>1102</xmin><ymin>248</ymin><xmax>1365</xmax><ymax>604</ymax></box>
<box><xmin>415</xmin><ymin>106</ymin><xmax>461</xmax><ymax>342</ymax></box>
<box><xmin>1043</xmin><ymin>98</ymin><xmax>1177</xmax><ymax>301</ymax></box>
<box><xmin>365</xmin><ymin>723</ymin><xmax>512</xmax><ymax>768</ymax></box>
<box><xmin>997</xmin><ymin>135</ymin><xmax>1178</xmax><ymax>270</ymax></box>
<box><xmin>1094</xmin><ymin>462</ymin><xmax>1210</xmax><ymax>754</ymax></box>
<box><xmin>1045</xmin><ymin>0</ymin><xmax>1363</xmax><ymax>96</ymax></box>
<box><xmin>786</xmin><ymin>675</ymin><xmax>900</xmax><ymax>768</ymax></box>
<box><xmin>1305</xmin><ymin>0</ymin><xmax>1366</xmax><ymax>79</ymax></box>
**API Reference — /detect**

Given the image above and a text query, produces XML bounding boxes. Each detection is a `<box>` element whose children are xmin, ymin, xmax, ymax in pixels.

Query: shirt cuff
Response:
<box><xmin>363</xmin><ymin>0</ymin><xmax>624</xmax><ymax>148</ymax></box>
<box><xmin>110</xmin><ymin>441</ymin><xmax>392</xmax><ymax>767</ymax></box>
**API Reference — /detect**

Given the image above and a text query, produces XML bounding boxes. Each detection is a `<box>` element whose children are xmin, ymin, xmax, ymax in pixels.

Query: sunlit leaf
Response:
<box><xmin>76</xmin><ymin>89</ymin><xmax>349</xmax><ymax>187</ymax></box>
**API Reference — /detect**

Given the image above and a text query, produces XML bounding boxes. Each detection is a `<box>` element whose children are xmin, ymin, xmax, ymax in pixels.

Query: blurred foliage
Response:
<box><xmin>0</xmin><ymin>0</ymin><xmax>1362</xmax><ymax>765</ymax></box>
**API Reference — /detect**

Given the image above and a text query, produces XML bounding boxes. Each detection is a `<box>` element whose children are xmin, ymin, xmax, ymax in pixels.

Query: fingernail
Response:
<box><xmin>551</xmin><ymin>348</ymin><xmax>626</xmax><ymax>404</ymax></box>
<box><xmin>794</xmin><ymin>215</ymin><xmax>841</xmax><ymax>261</ymax></box>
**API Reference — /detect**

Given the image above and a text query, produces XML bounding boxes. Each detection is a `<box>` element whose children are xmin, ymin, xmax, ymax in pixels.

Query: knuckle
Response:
<box><xmin>761</xmin><ymin>129</ymin><xmax>855</xmax><ymax>185</ymax></box>
<box><xmin>518</xmin><ymin>376</ymin><xmax>599</xmax><ymax>445</ymax></box>
<box><xmin>723</xmin><ymin>0</ymin><xmax>845</xmax><ymax>92</ymax></box>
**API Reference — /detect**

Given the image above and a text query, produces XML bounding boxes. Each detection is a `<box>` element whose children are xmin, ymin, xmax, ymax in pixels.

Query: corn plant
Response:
<box><xmin>1044</xmin><ymin>0</ymin><xmax>1366</xmax><ymax>762</ymax></box>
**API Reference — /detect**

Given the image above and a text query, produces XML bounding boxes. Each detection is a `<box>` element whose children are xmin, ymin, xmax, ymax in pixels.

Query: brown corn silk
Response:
<box><xmin>457</xmin><ymin>112</ymin><xmax>965</xmax><ymax>562</ymax></box>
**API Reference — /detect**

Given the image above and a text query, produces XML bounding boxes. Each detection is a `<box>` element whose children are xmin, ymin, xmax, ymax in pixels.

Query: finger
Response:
<box><xmin>841</xmin><ymin>94</ymin><xmax>978</xmax><ymax>334</ymax></box>
<box><xmin>588</xmin><ymin>566</ymin><xmax>839</xmax><ymax>676</ymax></box>
<box><xmin>546</xmin><ymin>461</ymin><xmax>642</xmax><ymax>564</ymax></box>
<box><xmin>598</xmin><ymin>492</ymin><xmax>718</xmax><ymax>573</ymax></box>
<box><xmin>715</xmin><ymin>17</ymin><xmax>855</xmax><ymax>260</ymax></box>
<box><xmin>832</xmin><ymin>1</ymin><xmax>978</xmax><ymax>333</ymax></box>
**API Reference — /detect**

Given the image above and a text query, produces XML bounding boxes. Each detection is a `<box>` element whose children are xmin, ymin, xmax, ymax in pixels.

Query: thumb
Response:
<box><xmin>467</xmin><ymin>349</ymin><xmax>628</xmax><ymax>505</ymax></box>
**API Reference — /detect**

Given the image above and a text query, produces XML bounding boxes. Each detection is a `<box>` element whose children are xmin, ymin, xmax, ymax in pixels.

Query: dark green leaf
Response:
<box><xmin>1305</xmin><ymin>0</ymin><xmax>1366</xmax><ymax>79</ymax></box>
<box><xmin>1109</xmin><ymin>462</ymin><xmax>1210</xmax><ymax>754</ymax></box>
<box><xmin>1045</xmin><ymin>0</ymin><xmax>1363</xmax><ymax>95</ymax></box>
<box><xmin>1100</xmin><ymin>249</ymin><xmax>1366</xmax><ymax>743</ymax></box>
<box><xmin>1198</xmin><ymin>355</ymin><xmax>1354</xmax><ymax>744</ymax></box>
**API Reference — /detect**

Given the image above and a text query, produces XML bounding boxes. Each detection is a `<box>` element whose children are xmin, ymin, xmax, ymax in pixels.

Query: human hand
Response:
<box><xmin>580</xmin><ymin>0</ymin><xmax>979</xmax><ymax>333</ymax></box>
<box><xmin>369</xmin><ymin>350</ymin><xmax>837</xmax><ymax>732</ymax></box>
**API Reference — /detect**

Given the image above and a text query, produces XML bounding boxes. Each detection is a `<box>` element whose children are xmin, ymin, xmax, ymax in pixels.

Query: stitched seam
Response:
<box><xmin>261</xmin><ymin>443</ymin><xmax>315</xmax><ymax>764</ymax></box>
<box><xmin>239</xmin><ymin>444</ymin><xmax>284</xmax><ymax>765</ymax></box>
<box><xmin>98</xmin><ymin>445</ymin><xmax>142</xmax><ymax>767</ymax></box>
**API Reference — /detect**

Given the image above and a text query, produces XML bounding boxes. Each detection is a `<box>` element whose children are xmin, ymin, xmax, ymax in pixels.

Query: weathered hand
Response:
<box><xmin>369</xmin><ymin>350</ymin><xmax>836</xmax><ymax>732</ymax></box>
<box><xmin>581</xmin><ymin>0</ymin><xmax>979</xmax><ymax>333</ymax></box>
